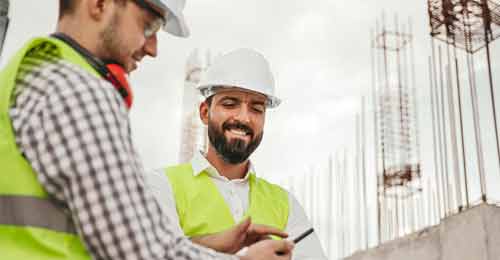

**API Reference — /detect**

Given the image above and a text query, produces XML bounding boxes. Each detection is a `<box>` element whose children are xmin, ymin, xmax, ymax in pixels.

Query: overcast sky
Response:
<box><xmin>1</xmin><ymin>0</ymin><xmax>429</xmax><ymax>176</ymax></box>
<box><xmin>5</xmin><ymin>0</ymin><xmax>500</xmax><ymax>203</ymax></box>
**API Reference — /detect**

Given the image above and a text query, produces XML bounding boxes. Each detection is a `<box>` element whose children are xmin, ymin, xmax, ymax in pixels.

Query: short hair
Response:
<box><xmin>58</xmin><ymin>0</ymin><xmax>126</xmax><ymax>20</ymax></box>
<box><xmin>58</xmin><ymin>0</ymin><xmax>77</xmax><ymax>19</ymax></box>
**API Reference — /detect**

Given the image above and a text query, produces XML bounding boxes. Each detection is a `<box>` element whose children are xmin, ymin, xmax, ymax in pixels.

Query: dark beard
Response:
<box><xmin>208</xmin><ymin>120</ymin><xmax>263</xmax><ymax>164</ymax></box>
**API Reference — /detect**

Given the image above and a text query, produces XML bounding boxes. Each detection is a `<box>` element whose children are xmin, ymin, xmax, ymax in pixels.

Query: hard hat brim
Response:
<box><xmin>145</xmin><ymin>0</ymin><xmax>190</xmax><ymax>37</ymax></box>
<box><xmin>198</xmin><ymin>85</ymin><xmax>281</xmax><ymax>108</ymax></box>
<box><xmin>163</xmin><ymin>11</ymin><xmax>190</xmax><ymax>37</ymax></box>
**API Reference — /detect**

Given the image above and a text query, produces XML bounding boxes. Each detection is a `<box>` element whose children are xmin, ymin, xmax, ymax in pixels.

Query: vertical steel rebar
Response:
<box><xmin>354</xmin><ymin>116</ymin><xmax>361</xmax><ymax>252</ymax></box>
<box><xmin>443</xmin><ymin>31</ymin><xmax>463</xmax><ymax>212</ymax></box>
<box><xmin>453</xmin><ymin>44</ymin><xmax>470</xmax><ymax>209</ymax></box>
<box><xmin>428</xmin><ymin>55</ymin><xmax>443</xmax><ymax>219</ymax></box>
<box><xmin>326</xmin><ymin>156</ymin><xmax>333</xmax><ymax>258</ymax></box>
<box><xmin>361</xmin><ymin>97</ymin><xmax>369</xmax><ymax>249</ymax></box>
<box><xmin>381</xmin><ymin>14</ymin><xmax>390</xmax><ymax>181</ymax></box>
<box><xmin>431</xmin><ymin>40</ymin><xmax>448</xmax><ymax>217</ymax></box>
<box><xmin>445</xmin><ymin>60</ymin><xmax>463</xmax><ymax>212</ymax></box>
<box><xmin>481</xmin><ymin>0</ymin><xmax>500</xmax><ymax>179</ymax></box>
<box><xmin>342</xmin><ymin>150</ymin><xmax>350</xmax><ymax>255</ymax></box>
<box><xmin>394</xmin><ymin>15</ymin><xmax>405</xmax><ymax>238</ymax></box>
<box><xmin>371</xmin><ymin>27</ymin><xmax>383</xmax><ymax>245</ymax></box>
<box><xmin>438</xmin><ymin>46</ymin><xmax>453</xmax><ymax>215</ymax></box>
<box><xmin>466</xmin><ymin>51</ymin><xmax>488</xmax><ymax>202</ymax></box>
<box><xmin>335</xmin><ymin>153</ymin><xmax>343</xmax><ymax>258</ymax></box>
<box><xmin>408</xmin><ymin>18</ymin><xmax>423</xmax><ymax>230</ymax></box>
<box><xmin>464</xmin><ymin>0</ymin><xmax>487</xmax><ymax>203</ymax></box>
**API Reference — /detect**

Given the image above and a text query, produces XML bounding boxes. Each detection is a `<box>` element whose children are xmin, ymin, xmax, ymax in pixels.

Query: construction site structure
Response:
<box><xmin>427</xmin><ymin>0</ymin><xmax>500</xmax><ymax>213</ymax></box>
<box><xmin>178</xmin><ymin>49</ymin><xmax>214</xmax><ymax>163</ymax></box>
<box><xmin>371</xmin><ymin>14</ymin><xmax>424</xmax><ymax>244</ymax></box>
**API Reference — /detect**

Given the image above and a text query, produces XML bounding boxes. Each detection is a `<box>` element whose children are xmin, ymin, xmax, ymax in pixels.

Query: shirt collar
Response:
<box><xmin>191</xmin><ymin>151</ymin><xmax>256</xmax><ymax>182</ymax></box>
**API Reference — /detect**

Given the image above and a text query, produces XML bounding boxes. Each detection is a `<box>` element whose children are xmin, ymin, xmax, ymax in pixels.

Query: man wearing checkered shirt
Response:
<box><xmin>0</xmin><ymin>0</ymin><xmax>293</xmax><ymax>260</ymax></box>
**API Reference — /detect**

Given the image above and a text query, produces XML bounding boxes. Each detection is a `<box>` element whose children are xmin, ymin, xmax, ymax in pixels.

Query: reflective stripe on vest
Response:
<box><xmin>165</xmin><ymin>163</ymin><xmax>289</xmax><ymax>238</ymax></box>
<box><xmin>0</xmin><ymin>196</ymin><xmax>76</xmax><ymax>234</ymax></box>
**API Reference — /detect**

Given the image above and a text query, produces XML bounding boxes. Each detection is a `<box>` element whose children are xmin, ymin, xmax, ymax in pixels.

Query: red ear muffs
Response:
<box><xmin>50</xmin><ymin>33</ymin><xmax>134</xmax><ymax>109</ymax></box>
<box><xmin>106</xmin><ymin>64</ymin><xmax>133</xmax><ymax>109</ymax></box>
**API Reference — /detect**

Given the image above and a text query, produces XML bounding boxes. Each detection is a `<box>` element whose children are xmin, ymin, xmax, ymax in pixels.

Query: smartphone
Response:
<box><xmin>276</xmin><ymin>228</ymin><xmax>315</xmax><ymax>255</ymax></box>
<box><xmin>291</xmin><ymin>228</ymin><xmax>314</xmax><ymax>244</ymax></box>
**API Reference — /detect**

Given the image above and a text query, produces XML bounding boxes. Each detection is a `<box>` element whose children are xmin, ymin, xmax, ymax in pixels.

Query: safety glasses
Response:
<box><xmin>132</xmin><ymin>0</ymin><xmax>166</xmax><ymax>38</ymax></box>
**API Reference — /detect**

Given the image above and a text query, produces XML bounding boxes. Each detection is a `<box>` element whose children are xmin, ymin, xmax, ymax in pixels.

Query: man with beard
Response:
<box><xmin>0</xmin><ymin>1</ymin><xmax>293</xmax><ymax>260</ymax></box>
<box><xmin>147</xmin><ymin>49</ymin><xmax>327</xmax><ymax>259</ymax></box>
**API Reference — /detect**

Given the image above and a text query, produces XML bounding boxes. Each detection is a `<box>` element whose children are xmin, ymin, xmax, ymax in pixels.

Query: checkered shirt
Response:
<box><xmin>8</xmin><ymin>44</ymin><xmax>237</xmax><ymax>260</ymax></box>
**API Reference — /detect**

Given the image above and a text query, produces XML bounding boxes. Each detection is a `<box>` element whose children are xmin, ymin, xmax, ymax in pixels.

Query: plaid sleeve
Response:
<box><xmin>10</xmin><ymin>58</ymin><xmax>237</xmax><ymax>260</ymax></box>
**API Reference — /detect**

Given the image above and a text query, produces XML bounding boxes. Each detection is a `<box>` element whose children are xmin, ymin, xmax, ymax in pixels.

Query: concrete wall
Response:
<box><xmin>346</xmin><ymin>204</ymin><xmax>500</xmax><ymax>260</ymax></box>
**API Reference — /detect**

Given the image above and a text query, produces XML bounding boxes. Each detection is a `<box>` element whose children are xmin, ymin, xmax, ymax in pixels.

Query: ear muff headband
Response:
<box><xmin>50</xmin><ymin>33</ymin><xmax>133</xmax><ymax>109</ymax></box>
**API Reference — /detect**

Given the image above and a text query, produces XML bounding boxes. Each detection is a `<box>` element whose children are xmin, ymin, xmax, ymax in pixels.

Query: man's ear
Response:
<box><xmin>199</xmin><ymin>101</ymin><xmax>209</xmax><ymax>125</ymax></box>
<box><xmin>87</xmin><ymin>0</ymin><xmax>113</xmax><ymax>21</ymax></box>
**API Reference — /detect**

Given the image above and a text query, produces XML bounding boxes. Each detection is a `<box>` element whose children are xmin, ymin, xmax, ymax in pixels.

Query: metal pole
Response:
<box><xmin>355</xmin><ymin>115</ymin><xmax>361</xmax><ymax>252</ymax></box>
<box><xmin>361</xmin><ymin>97</ymin><xmax>369</xmax><ymax>249</ymax></box>
<box><xmin>443</xmin><ymin>32</ymin><xmax>463</xmax><ymax>212</ymax></box>
<box><xmin>431</xmin><ymin>40</ymin><xmax>448</xmax><ymax>217</ymax></box>
<box><xmin>428</xmin><ymin>54</ymin><xmax>443</xmax><ymax>219</ymax></box>
<box><xmin>438</xmin><ymin>45</ymin><xmax>452</xmax><ymax>215</ymax></box>
<box><xmin>481</xmin><ymin>0</ymin><xmax>500</xmax><ymax>179</ymax></box>
<box><xmin>373</xmin><ymin>21</ymin><xmax>389</xmax><ymax>244</ymax></box>
<box><xmin>326</xmin><ymin>155</ymin><xmax>333</xmax><ymax>258</ymax></box>
<box><xmin>335</xmin><ymin>152</ymin><xmax>343</xmax><ymax>258</ymax></box>
<box><xmin>466</xmin><ymin>52</ymin><xmax>488</xmax><ymax>203</ymax></box>
<box><xmin>425</xmin><ymin>179</ymin><xmax>431</xmax><ymax>226</ymax></box>
<box><xmin>401</xmin><ymin>22</ymin><xmax>416</xmax><ymax>234</ymax></box>
<box><xmin>343</xmin><ymin>150</ymin><xmax>350</xmax><ymax>255</ymax></box>
<box><xmin>381</xmin><ymin>14</ymin><xmax>390</xmax><ymax>179</ymax></box>
<box><xmin>453</xmin><ymin>44</ymin><xmax>470</xmax><ymax>209</ymax></box>
<box><xmin>408</xmin><ymin>19</ymin><xmax>423</xmax><ymax>230</ymax></box>
<box><xmin>464</xmin><ymin>0</ymin><xmax>487</xmax><ymax>203</ymax></box>
<box><xmin>371</xmin><ymin>25</ymin><xmax>383</xmax><ymax>246</ymax></box>
<box><xmin>395</xmin><ymin>15</ymin><xmax>406</xmax><ymax>177</ymax></box>
<box><xmin>394</xmin><ymin>15</ymin><xmax>403</xmax><ymax>238</ymax></box>
<box><xmin>445</xmin><ymin>52</ymin><xmax>462</xmax><ymax>213</ymax></box>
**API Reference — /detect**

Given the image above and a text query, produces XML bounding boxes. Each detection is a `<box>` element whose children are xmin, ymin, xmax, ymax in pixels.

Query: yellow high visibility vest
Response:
<box><xmin>165</xmin><ymin>163</ymin><xmax>289</xmax><ymax>237</ymax></box>
<box><xmin>0</xmin><ymin>37</ymin><xmax>100</xmax><ymax>260</ymax></box>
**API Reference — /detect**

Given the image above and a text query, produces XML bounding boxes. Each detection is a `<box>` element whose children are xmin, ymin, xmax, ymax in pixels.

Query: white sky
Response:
<box><xmin>5</xmin><ymin>0</ymin><xmax>500</xmax><ymax>209</ymax></box>
<box><xmin>4</xmin><ymin>1</ymin><xmax>500</xmax><ymax>257</ymax></box>
<box><xmin>1</xmin><ymin>1</ymin><xmax>428</xmax><ymax>178</ymax></box>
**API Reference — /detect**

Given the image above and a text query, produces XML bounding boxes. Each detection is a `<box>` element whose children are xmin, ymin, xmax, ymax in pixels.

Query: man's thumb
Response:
<box><xmin>235</xmin><ymin>217</ymin><xmax>252</xmax><ymax>235</ymax></box>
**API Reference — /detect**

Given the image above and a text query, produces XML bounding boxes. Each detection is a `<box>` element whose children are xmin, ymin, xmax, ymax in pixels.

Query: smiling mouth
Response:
<box><xmin>222</xmin><ymin>121</ymin><xmax>254</xmax><ymax>140</ymax></box>
<box><xmin>228</xmin><ymin>128</ymin><xmax>249</xmax><ymax>137</ymax></box>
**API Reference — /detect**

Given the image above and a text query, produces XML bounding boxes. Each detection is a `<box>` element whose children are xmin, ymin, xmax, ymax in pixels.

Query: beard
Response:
<box><xmin>208</xmin><ymin>119</ymin><xmax>263</xmax><ymax>164</ymax></box>
<box><xmin>99</xmin><ymin>10</ymin><xmax>128</xmax><ymax>67</ymax></box>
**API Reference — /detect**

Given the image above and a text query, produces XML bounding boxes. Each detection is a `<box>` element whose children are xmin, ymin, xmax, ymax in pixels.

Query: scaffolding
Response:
<box><xmin>178</xmin><ymin>49</ymin><xmax>213</xmax><ymax>163</ymax></box>
<box><xmin>372</xmin><ymin>14</ymin><xmax>423</xmax><ymax>243</ymax></box>
<box><xmin>427</xmin><ymin>0</ymin><xmax>500</xmax><ymax>210</ymax></box>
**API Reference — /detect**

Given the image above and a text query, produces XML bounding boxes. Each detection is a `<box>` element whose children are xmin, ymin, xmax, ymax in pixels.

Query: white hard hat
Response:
<box><xmin>197</xmin><ymin>48</ymin><xmax>281</xmax><ymax>108</ymax></box>
<box><xmin>143</xmin><ymin>0</ymin><xmax>190</xmax><ymax>37</ymax></box>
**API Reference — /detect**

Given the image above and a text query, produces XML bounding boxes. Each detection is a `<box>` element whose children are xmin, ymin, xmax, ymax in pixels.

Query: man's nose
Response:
<box><xmin>233</xmin><ymin>105</ymin><xmax>251</xmax><ymax>124</ymax></box>
<box><xmin>143</xmin><ymin>34</ymin><xmax>158</xmax><ymax>58</ymax></box>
